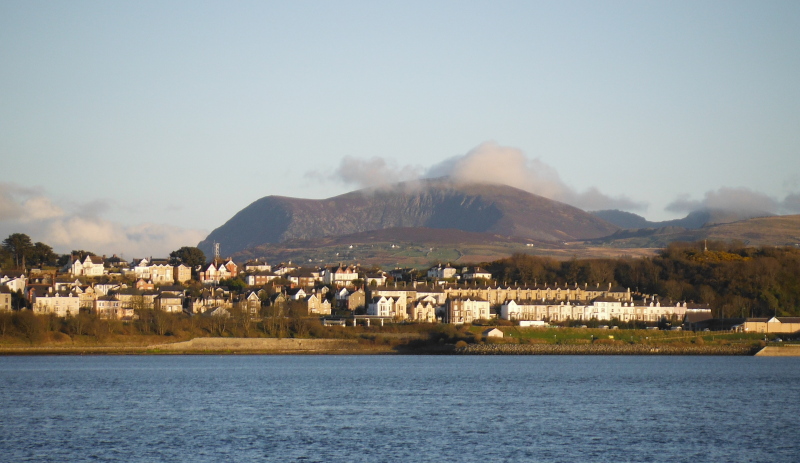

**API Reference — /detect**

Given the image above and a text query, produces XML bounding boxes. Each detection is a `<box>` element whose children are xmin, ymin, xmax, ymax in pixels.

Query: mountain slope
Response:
<box><xmin>589</xmin><ymin>215</ymin><xmax>800</xmax><ymax>248</ymax></box>
<box><xmin>198</xmin><ymin>179</ymin><xmax>619</xmax><ymax>256</ymax></box>
<box><xmin>591</xmin><ymin>208</ymin><xmax>774</xmax><ymax>230</ymax></box>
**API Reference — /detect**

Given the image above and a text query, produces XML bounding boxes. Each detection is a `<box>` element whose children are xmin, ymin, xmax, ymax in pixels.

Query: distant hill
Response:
<box><xmin>591</xmin><ymin>208</ymin><xmax>774</xmax><ymax>230</ymax></box>
<box><xmin>199</xmin><ymin>178</ymin><xmax>620</xmax><ymax>257</ymax></box>
<box><xmin>588</xmin><ymin>215</ymin><xmax>800</xmax><ymax>248</ymax></box>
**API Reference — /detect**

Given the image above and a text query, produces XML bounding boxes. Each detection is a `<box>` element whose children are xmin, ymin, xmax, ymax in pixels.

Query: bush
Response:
<box><xmin>455</xmin><ymin>340</ymin><xmax>468</xmax><ymax>349</ymax></box>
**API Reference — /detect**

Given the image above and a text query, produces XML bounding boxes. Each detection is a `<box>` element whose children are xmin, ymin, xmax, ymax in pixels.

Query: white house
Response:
<box><xmin>65</xmin><ymin>255</ymin><xmax>105</xmax><ymax>277</ymax></box>
<box><xmin>323</xmin><ymin>264</ymin><xmax>359</xmax><ymax>286</ymax></box>
<box><xmin>0</xmin><ymin>272</ymin><xmax>27</xmax><ymax>293</ymax></box>
<box><xmin>427</xmin><ymin>264</ymin><xmax>456</xmax><ymax>280</ymax></box>
<box><xmin>368</xmin><ymin>296</ymin><xmax>398</xmax><ymax>318</ymax></box>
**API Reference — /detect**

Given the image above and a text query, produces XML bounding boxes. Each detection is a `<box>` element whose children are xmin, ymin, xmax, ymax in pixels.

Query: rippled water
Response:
<box><xmin>0</xmin><ymin>355</ymin><xmax>798</xmax><ymax>462</ymax></box>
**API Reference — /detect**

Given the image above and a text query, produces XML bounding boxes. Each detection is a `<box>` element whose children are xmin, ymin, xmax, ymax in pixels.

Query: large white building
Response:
<box><xmin>500</xmin><ymin>297</ymin><xmax>694</xmax><ymax>323</ymax></box>
<box><xmin>65</xmin><ymin>255</ymin><xmax>105</xmax><ymax>277</ymax></box>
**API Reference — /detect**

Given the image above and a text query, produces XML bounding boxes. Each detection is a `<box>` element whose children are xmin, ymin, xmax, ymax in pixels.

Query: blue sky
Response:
<box><xmin>1</xmin><ymin>1</ymin><xmax>799</xmax><ymax>257</ymax></box>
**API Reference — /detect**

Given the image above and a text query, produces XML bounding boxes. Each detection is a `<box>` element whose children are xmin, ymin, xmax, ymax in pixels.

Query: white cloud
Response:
<box><xmin>0</xmin><ymin>183</ymin><xmax>207</xmax><ymax>257</ymax></box>
<box><xmin>425</xmin><ymin>142</ymin><xmax>645</xmax><ymax>211</ymax></box>
<box><xmin>316</xmin><ymin>142</ymin><xmax>646</xmax><ymax>212</ymax></box>
<box><xmin>308</xmin><ymin>155</ymin><xmax>423</xmax><ymax>188</ymax></box>
<box><xmin>665</xmin><ymin>187</ymin><xmax>793</xmax><ymax>215</ymax></box>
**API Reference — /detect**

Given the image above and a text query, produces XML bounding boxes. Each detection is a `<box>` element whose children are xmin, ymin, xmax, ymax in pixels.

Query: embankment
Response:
<box><xmin>146</xmin><ymin>337</ymin><xmax>390</xmax><ymax>354</ymax></box>
<box><xmin>754</xmin><ymin>345</ymin><xmax>800</xmax><ymax>357</ymax></box>
<box><xmin>457</xmin><ymin>343</ymin><xmax>758</xmax><ymax>355</ymax></box>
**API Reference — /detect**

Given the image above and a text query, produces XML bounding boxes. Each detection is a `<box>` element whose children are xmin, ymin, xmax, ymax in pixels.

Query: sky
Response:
<box><xmin>1</xmin><ymin>0</ymin><xmax>799</xmax><ymax>258</ymax></box>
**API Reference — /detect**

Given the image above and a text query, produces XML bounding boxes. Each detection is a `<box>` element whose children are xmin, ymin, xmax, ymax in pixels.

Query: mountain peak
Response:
<box><xmin>199</xmin><ymin>181</ymin><xmax>619</xmax><ymax>256</ymax></box>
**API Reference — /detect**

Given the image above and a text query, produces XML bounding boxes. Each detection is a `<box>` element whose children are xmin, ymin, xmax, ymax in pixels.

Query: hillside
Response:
<box><xmin>589</xmin><ymin>215</ymin><xmax>800</xmax><ymax>248</ymax></box>
<box><xmin>591</xmin><ymin>208</ymin><xmax>774</xmax><ymax>230</ymax></box>
<box><xmin>199</xmin><ymin>179</ymin><xmax>620</xmax><ymax>256</ymax></box>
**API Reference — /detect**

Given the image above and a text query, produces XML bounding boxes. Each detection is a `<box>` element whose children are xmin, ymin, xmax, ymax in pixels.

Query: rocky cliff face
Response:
<box><xmin>198</xmin><ymin>179</ymin><xmax>619</xmax><ymax>256</ymax></box>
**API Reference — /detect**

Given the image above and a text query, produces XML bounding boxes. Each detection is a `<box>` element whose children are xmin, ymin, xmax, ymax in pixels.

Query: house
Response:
<box><xmin>0</xmin><ymin>287</ymin><xmax>12</xmax><ymax>312</ymax></box>
<box><xmin>323</xmin><ymin>264</ymin><xmax>360</xmax><ymax>286</ymax></box>
<box><xmin>285</xmin><ymin>287</ymin><xmax>307</xmax><ymax>300</ymax></box>
<box><xmin>409</xmin><ymin>296</ymin><xmax>438</xmax><ymax>322</ymax></box>
<box><xmin>0</xmin><ymin>272</ymin><xmax>27</xmax><ymax>293</ymax></box>
<box><xmin>445</xmin><ymin>298</ymin><xmax>491</xmax><ymax>324</ymax></box>
<box><xmin>483</xmin><ymin>328</ymin><xmax>504</xmax><ymax>338</ymax></box>
<box><xmin>683</xmin><ymin>307</ymin><xmax>714</xmax><ymax>331</ymax></box>
<box><xmin>335</xmin><ymin>287</ymin><xmax>366</xmax><ymax>311</ymax></box>
<box><xmin>427</xmin><ymin>264</ymin><xmax>456</xmax><ymax>280</ymax></box>
<box><xmin>173</xmin><ymin>264</ymin><xmax>192</xmax><ymax>284</ymax></box>
<box><xmin>246</xmin><ymin>271</ymin><xmax>279</xmax><ymax>286</ymax></box>
<box><xmin>365</xmin><ymin>272</ymin><xmax>387</xmax><ymax>286</ymax></box>
<box><xmin>388</xmin><ymin>268</ymin><xmax>414</xmax><ymax>280</ymax></box>
<box><xmin>65</xmin><ymin>255</ymin><xmax>105</xmax><ymax>277</ymax></box>
<box><xmin>234</xmin><ymin>291</ymin><xmax>262</xmax><ymax>316</ymax></box>
<box><xmin>93</xmin><ymin>295</ymin><xmax>127</xmax><ymax>319</ymax></box>
<box><xmin>244</xmin><ymin>260</ymin><xmax>272</xmax><ymax>273</ymax></box>
<box><xmin>110</xmin><ymin>288</ymin><xmax>156</xmax><ymax>311</ymax></box>
<box><xmin>149</xmin><ymin>261</ymin><xmax>174</xmax><ymax>284</ymax></box>
<box><xmin>197</xmin><ymin>262</ymin><xmax>230</xmax><ymax>285</ymax></box>
<box><xmin>133</xmin><ymin>258</ymin><xmax>152</xmax><ymax>280</ymax></box>
<box><xmin>369</xmin><ymin>286</ymin><xmax>414</xmax><ymax>319</ymax></box>
<box><xmin>31</xmin><ymin>288</ymin><xmax>81</xmax><ymax>317</ymax></box>
<box><xmin>272</xmin><ymin>263</ymin><xmax>297</xmax><ymax>276</ymax></box>
<box><xmin>154</xmin><ymin>292</ymin><xmax>184</xmax><ymax>313</ymax></box>
<box><xmin>367</xmin><ymin>296</ymin><xmax>399</xmax><ymax>318</ymax></box>
<box><xmin>189</xmin><ymin>288</ymin><xmax>233</xmax><ymax>313</ymax></box>
<box><xmin>93</xmin><ymin>283</ymin><xmax>121</xmax><ymax>296</ymax></box>
<box><xmin>305</xmin><ymin>293</ymin><xmax>332</xmax><ymax>315</ymax></box>
<box><xmin>289</xmin><ymin>268</ymin><xmax>321</xmax><ymax>287</ymax></box>
<box><xmin>738</xmin><ymin>317</ymin><xmax>800</xmax><ymax>334</ymax></box>
<box><xmin>461</xmin><ymin>267</ymin><xmax>491</xmax><ymax>281</ymax></box>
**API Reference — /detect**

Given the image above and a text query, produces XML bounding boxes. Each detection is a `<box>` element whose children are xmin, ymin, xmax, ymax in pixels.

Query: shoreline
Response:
<box><xmin>1</xmin><ymin>337</ymin><xmax>792</xmax><ymax>356</ymax></box>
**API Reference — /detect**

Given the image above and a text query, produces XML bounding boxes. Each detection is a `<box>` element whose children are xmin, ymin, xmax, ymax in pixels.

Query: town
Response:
<box><xmin>3</xmin><ymin>232</ymin><xmax>800</xmax><ymax>340</ymax></box>
<box><xmin>4</xmin><ymin>231</ymin><xmax>797</xmax><ymax>338</ymax></box>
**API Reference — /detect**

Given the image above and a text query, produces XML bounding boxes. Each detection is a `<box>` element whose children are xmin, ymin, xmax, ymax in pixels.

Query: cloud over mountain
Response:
<box><xmin>0</xmin><ymin>183</ymin><xmax>207</xmax><ymax>257</ymax></box>
<box><xmin>666</xmin><ymin>187</ymin><xmax>800</xmax><ymax>215</ymax></box>
<box><xmin>318</xmin><ymin>142</ymin><xmax>646</xmax><ymax>212</ymax></box>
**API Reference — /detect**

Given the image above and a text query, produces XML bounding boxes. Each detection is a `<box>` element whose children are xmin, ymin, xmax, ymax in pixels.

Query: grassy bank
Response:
<box><xmin>0</xmin><ymin>323</ymin><xmax>777</xmax><ymax>355</ymax></box>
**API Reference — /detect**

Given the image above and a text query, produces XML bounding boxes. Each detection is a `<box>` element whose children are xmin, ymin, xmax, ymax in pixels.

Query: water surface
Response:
<box><xmin>0</xmin><ymin>355</ymin><xmax>797</xmax><ymax>462</ymax></box>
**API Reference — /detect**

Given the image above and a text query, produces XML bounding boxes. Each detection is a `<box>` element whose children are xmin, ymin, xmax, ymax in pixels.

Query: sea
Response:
<box><xmin>0</xmin><ymin>355</ymin><xmax>797</xmax><ymax>462</ymax></box>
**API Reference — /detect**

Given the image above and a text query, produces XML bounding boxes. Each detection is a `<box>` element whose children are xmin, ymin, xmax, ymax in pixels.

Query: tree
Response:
<box><xmin>29</xmin><ymin>242</ymin><xmax>58</xmax><ymax>267</ymax></box>
<box><xmin>169</xmin><ymin>246</ymin><xmax>206</xmax><ymax>268</ymax></box>
<box><xmin>219</xmin><ymin>277</ymin><xmax>246</xmax><ymax>291</ymax></box>
<box><xmin>2</xmin><ymin>233</ymin><xmax>33</xmax><ymax>270</ymax></box>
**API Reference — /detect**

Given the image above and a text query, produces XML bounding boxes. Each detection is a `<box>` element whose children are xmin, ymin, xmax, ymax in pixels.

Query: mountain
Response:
<box><xmin>591</xmin><ymin>208</ymin><xmax>774</xmax><ymax>230</ymax></box>
<box><xmin>198</xmin><ymin>178</ymin><xmax>620</xmax><ymax>256</ymax></box>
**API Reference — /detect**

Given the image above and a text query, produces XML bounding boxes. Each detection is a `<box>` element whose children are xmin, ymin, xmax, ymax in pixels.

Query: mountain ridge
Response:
<box><xmin>591</xmin><ymin>208</ymin><xmax>774</xmax><ymax>230</ymax></box>
<box><xmin>198</xmin><ymin>178</ymin><xmax>620</xmax><ymax>256</ymax></box>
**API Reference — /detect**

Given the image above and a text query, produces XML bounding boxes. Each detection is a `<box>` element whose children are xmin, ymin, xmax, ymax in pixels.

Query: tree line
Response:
<box><xmin>483</xmin><ymin>241</ymin><xmax>800</xmax><ymax>318</ymax></box>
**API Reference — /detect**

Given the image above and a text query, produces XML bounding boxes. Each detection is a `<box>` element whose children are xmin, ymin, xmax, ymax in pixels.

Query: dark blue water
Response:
<box><xmin>0</xmin><ymin>355</ymin><xmax>797</xmax><ymax>462</ymax></box>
